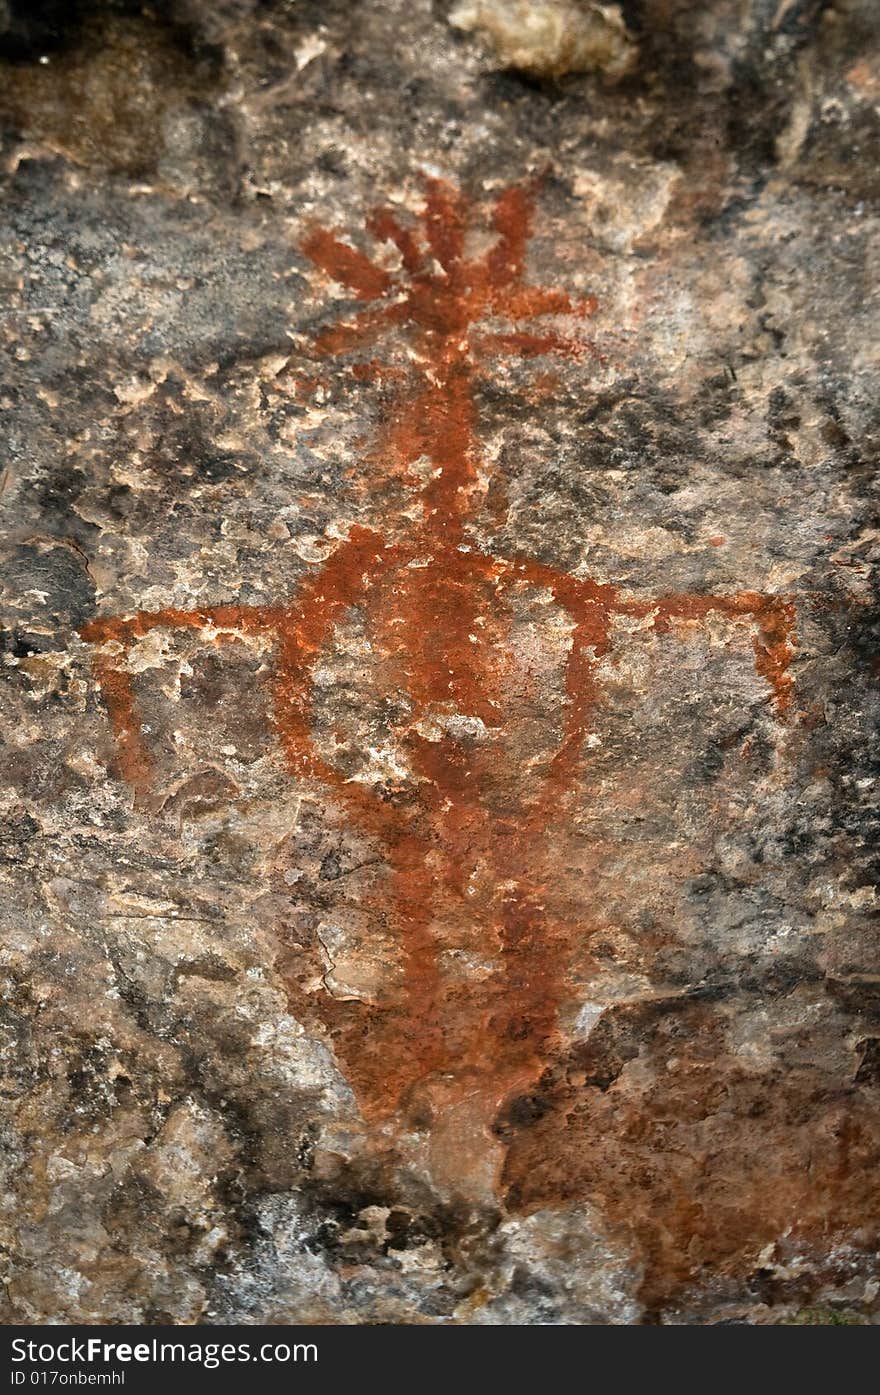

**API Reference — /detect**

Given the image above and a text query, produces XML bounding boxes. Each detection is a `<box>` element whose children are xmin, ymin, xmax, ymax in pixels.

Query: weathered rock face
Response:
<box><xmin>0</xmin><ymin>0</ymin><xmax>878</xmax><ymax>1326</ymax></box>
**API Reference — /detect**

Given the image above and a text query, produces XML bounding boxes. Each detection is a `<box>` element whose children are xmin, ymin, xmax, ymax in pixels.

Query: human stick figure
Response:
<box><xmin>81</xmin><ymin>177</ymin><xmax>797</xmax><ymax>1188</ymax></box>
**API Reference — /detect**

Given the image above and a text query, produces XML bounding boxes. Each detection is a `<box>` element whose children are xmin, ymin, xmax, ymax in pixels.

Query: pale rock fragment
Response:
<box><xmin>450</xmin><ymin>0</ymin><xmax>637</xmax><ymax>80</ymax></box>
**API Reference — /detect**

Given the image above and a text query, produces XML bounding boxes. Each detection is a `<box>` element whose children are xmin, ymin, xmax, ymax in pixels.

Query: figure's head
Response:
<box><xmin>300</xmin><ymin>173</ymin><xmax>596</xmax><ymax>364</ymax></box>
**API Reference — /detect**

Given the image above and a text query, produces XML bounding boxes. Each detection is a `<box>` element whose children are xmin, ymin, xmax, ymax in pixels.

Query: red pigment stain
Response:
<box><xmin>80</xmin><ymin>178</ymin><xmax>798</xmax><ymax>1160</ymax></box>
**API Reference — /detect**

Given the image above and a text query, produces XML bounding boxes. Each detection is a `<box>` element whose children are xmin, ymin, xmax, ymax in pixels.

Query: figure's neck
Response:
<box><xmin>412</xmin><ymin>347</ymin><xmax>479</xmax><ymax>546</ymax></box>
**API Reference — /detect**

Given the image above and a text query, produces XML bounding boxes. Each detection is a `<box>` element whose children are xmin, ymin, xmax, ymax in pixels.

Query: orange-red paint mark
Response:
<box><xmin>80</xmin><ymin>177</ymin><xmax>798</xmax><ymax>1158</ymax></box>
<box><xmin>623</xmin><ymin>591</ymin><xmax>797</xmax><ymax>715</ymax></box>
<box><xmin>300</xmin><ymin>227</ymin><xmax>393</xmax><ymax>301</ymax></box>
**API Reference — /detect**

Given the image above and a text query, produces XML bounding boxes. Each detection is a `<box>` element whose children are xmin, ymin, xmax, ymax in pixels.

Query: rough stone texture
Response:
<box><xmin>0</xmin><ymin>0</ymin><xmax>878</xmax><ymax>1326</ymax></box>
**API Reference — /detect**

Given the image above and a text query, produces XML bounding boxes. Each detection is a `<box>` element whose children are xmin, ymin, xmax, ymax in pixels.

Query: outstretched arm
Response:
<box><xmin>80</xmin><ymin>602</ymin><xmax>283</xmax><ymax>802</ymax></box>
<box><xmin>616</xmin><ymin>590</ymin><xmax>798</xmax><ymax>715</ymax></box>
<box><xmin>272</xmin><ymin>528</ymin><xmax>394</xmax><ymax>785</ymax></box>
<box><xmin>80</xmin><ymin>603</ymin><xmax>282</xmax><ymax>647</ymax></box>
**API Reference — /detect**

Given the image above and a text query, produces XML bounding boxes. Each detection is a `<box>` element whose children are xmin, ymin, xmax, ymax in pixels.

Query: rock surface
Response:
<box><xmin>0</xmin><ymin>0</ymin><xmax>878</xmax><ymax>1325</ymax></box>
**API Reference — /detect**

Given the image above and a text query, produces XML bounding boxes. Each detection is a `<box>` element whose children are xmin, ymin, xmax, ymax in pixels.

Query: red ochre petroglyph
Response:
<box><xmin>81</xmin><ymin>178</ymin><xmax>797</xmax><ymax>1187</ymax></box>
